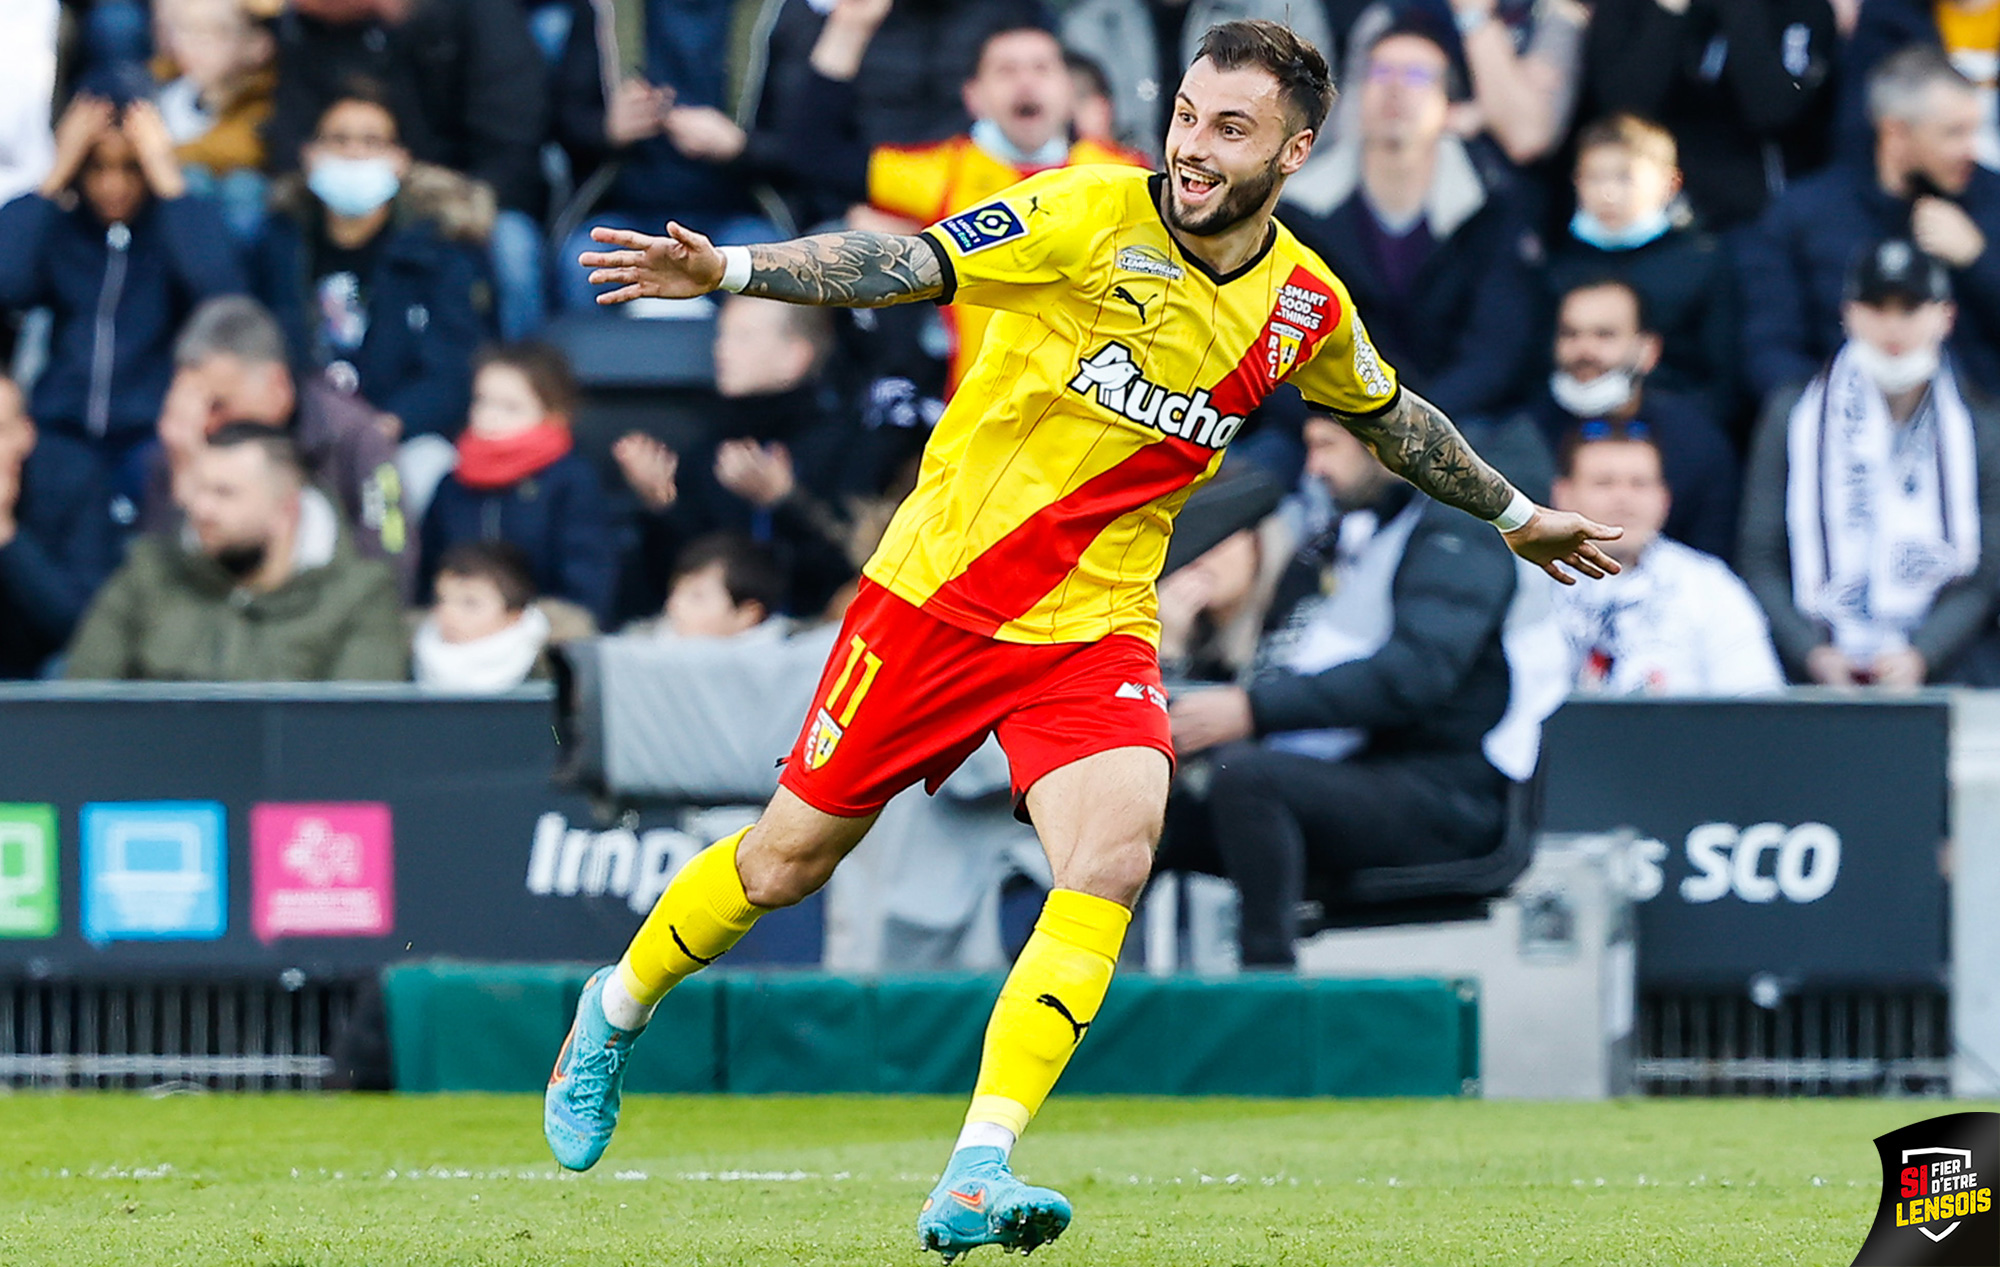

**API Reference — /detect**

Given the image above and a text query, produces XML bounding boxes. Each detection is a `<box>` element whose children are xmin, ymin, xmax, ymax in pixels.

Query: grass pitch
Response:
<box><xmin>0</xmin><ymin>1093</ymin><xmax>1936</xmax><ymax>1266</ymax></box>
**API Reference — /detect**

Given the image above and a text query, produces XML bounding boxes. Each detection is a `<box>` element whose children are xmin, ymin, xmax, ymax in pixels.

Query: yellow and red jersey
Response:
<box><xmin>867</xmin><ymin>134</ymin><xmax>1150</xmax><ymax>391</ymax></box>
<box><xmin>863</xmin><ymin>164</ymin><xmax>1401</xmax><ymax>648</ymax></box>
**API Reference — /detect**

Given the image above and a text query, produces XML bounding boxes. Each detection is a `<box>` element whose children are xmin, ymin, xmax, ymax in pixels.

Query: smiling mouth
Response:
<box><xmin>1176</xmin><ymin>166</ymin><xmax>1222</xmax><ymax>200</ymax></box>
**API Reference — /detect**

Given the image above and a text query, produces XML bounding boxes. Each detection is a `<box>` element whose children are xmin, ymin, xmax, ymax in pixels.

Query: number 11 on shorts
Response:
<box><xmin>804</xmin><ymin>636</ymin><xmax>883</xmax><ymax>770</ymax></box>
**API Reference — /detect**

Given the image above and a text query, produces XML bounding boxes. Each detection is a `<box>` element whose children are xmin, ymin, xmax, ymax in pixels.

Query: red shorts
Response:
<box><xmin>778</xmin><ymin>579</ymin><xmax>1175</xmax><ymax>818</ymax></box>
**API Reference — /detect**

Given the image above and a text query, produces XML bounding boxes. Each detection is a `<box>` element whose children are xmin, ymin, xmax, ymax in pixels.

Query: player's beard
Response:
<box><xmin>1165</xmin><ymin>151</ymin><xmax>1286</xmax><ymax>238</ymax></box>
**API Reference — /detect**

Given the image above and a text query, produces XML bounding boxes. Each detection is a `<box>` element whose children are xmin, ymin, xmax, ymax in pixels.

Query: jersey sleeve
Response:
<box><xmin>1287</xmin><ymin>277</ymin><xmax>1401</xmax><ymax>416</ymax></box>
<box><xmin>918</xmin><ymin>166</ymin><xmax>1103</xmax><ymax>316</ymax></box>
<box><xmin>867</xmin><ymin>144</ymin><xmax>952</xmax><ymax>222</ymax></box>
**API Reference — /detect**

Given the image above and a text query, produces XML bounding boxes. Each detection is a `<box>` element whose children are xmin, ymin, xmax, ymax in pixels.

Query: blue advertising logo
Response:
<box><xmin>80</xmin><ymin>802</ymin><xmax>226</xmax><ymax>943</ymax></box>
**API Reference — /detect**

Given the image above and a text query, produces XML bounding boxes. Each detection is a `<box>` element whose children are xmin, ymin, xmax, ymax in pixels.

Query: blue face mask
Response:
<box><xmin>1570</xmin><ymin>207</ymin><xmax>1672</xmax><ymax>252</ymax></box>
<box><xmin>970</xmin><ymin>118</ymin><xmax>1069</xmax><ymax>170</ymax></box>
<box><xmin>309</xmin><ymin>156</ymin><xmax>401</xmax><ymax>219</ymax></box>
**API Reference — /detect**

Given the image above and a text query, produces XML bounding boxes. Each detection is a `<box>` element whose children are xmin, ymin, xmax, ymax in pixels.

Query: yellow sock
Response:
<box><xmin>614</xmin><ymin>828</ymin><xmax>766</xmax><ymax>1007</ymax></box>
<box><xmin>963</xmin><ymin>889</ymin><xmax>1130</xmax><ymax>1138</ymax></box>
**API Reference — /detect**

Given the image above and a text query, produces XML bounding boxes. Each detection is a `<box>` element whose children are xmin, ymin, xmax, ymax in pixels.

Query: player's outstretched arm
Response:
<box><xmin>1331</xmin><ymin>387</ymin><xmax>1624</xmax><ymax>585</ymax></box>
<box><xmin>580</xmin><ymin>222</ymin><xmax>942</xmax><ymax>308</ymax></box>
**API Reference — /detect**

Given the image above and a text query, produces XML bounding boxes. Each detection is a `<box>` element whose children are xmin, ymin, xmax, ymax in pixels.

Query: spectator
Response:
<box><xmin>1547</xmin><ymin>114</ymin><xmax>1737</xmax><ymax>416</ymax></box>
<box><xmin>1581</xmin><ymin>0</ymin><xmax>1836</xmax><ymax>231</ymax></box>
<box><xmin>1513</xmin><ymin>279</ymin><xmax>1739</xmax><ymax>558</ymax></box>
<box><xmin>412</xmin><ymin>540</ymin><xmax>553</xmax><ymax>691</ymax></box>
<box><xmin>1741</xmin><ymin>240</ymin><xmax>2000</xmax><ymax>687</ymax></box>
<box><xmin>1157</xmin><ymin>528</ymin><xmax>1271</xmax><ymax>686</ymax></box>
<box><xmin>0</xmin><ymin>377</ymin><xmax>119</xmax><ymax>679</ymax></box>
<box><xmin>153</xmin><ymin>0</ymin><xmax>277</xmax><ymax>241</ymax></box>
<box><xmin>613</xmin><ymin>295</ymin><xmax>866</xmax><ymax>623</ymax></box>
<box><xmin>656</xmin><ymin>532</ymin><xmax>787</xmax><ymax>640</ymax></box>
<box><xmin>145</xmin><ymin>296</ymin><xmax>413</xmax><ymax>594</ymax></box>
<box><xmin>265</xmin><ymin>0</ymin><xmax>547</xmax><ymax>339</ymax></box>
<box><xmin>254</xmin><ymin>84</ymin><xmax>491</xmax><ymax>443</ymax></box>
<box><xmin>1445</xmin><ymin>0</ymin><xmax>1590</xmax><ymax>165</ymax></box>
<box><xmin>1158</xmin><ymin>413</ymin><xmax>1566</xmax><ymax>967</ymax></box>
<box><xmin>66</xmin><ymin>424</ymin><xmax>406</xmax><ymax>681</ymax></box>
<box><xmin>0</xmin><ymin>0</ymin><xmax>58</xmax><ymax>207</ymax></box>
<box><xmin>1065</xmin><ymin>50</ymin><xmax>1122</xmax><ymax>149</ymax></box>
<box><xmin>1283</xmin><ymin>20</ymin><xmax>1541</xmax><ymax>421</ymax></box>
<box><xmin>1056</xmin><ymin>8</ymin><xmax>1159</xmax><ymax>154</ymax></box>
<box><xmin>1550</xmin><ymin>420</ymin><xmax>1784</xmax><ymax>695</ymax></box>
<box><xmin>782</xmin><ymin>10</ymin><xmax>1148</xmax><ymax>391</ymax></box>
<box><xmin>1739</xmin><ymin>46</ymin><xmax>2000</xmax><ymax>403</ymax></box>
<box><xmin>0</xmin><ymin>94</ymin><xmax>245</xmax><ymax>501</ymax></box>
<box><xmin>1836</xmin><ymin>0</ymin><xmax>2000</xmax><ymax>170</ymax></box>
<box><xmin>419</xmin><ymin>342</ymin><xmax>617</xmax><ymax>622</ymax></box>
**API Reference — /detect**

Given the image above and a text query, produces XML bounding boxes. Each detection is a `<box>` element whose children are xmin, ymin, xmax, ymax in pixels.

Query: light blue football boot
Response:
<box><xmin>543</xmin><ymin>966</ymin><xmax>642</xmax><ymax>1171</ymax></box>
<box><xmin>917</xmin><ymin>1145</ymin><xmax>1073</xmax><ymax>1262</ymax></box>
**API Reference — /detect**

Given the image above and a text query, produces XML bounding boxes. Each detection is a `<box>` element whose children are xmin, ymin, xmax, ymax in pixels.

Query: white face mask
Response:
<box><xmin>1550</xmin><ymin>368</ymin><xmax>1637</xmax><ymax>418</ymax></box>
<box><xmin>1848</xmin><ymin>339</ymin><xmax>1941</xmax><ymax>395</ymax></box>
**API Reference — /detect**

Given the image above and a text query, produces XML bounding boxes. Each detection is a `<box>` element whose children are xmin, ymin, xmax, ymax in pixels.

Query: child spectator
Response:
<box><xmin>412</xmin><ymin>540</ymin><xmax>551</xmax><ymax>691</ymax></box>
<box><xmin>420</xmin><ymin>342</ymin><xmax>616</xmax><ymax>622</ymax></box>
<box><xmin>1546</xmin><ymin>115</ymin><xmax>1737</xmax><ymax>416</ymax></box>
<box><xmin>659</xmin><ymin>533</ymin><xmax>786</xmax><ymax>641</ymax></box>
<box><xmin>153</xmin><ymin>0</ymin><xmax>277</xmax><ymax>241</ymax></box>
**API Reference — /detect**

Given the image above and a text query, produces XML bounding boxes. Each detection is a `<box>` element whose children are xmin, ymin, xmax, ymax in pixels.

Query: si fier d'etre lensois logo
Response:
<box><xmin>1854</xmin><ymin>1112</ymin><xmax>2000</xmax><ymax>1266</ymax></box>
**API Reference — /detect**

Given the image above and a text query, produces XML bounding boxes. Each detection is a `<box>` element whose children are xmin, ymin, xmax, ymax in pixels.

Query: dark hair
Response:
<box><xmin>971</xmin><ymin>23</ymin><xmax>1062</xmax><ymax>78</ymax></box>
<box><xmin>1557</xmin><ymin>418</ymin><xmax>1664</xmax><ymax>480</ymax></box>
<box><xmin>474</xmin><ymin>341</ymin><xmax>580</xmax><ymax>420</ymax></box>
<box><xmin>671</xmin><ymin>533</ymin><xmax>786</xmax><ymax>617</ymax></box>
<box><xmin>437</xmin><ymin>540</ymin><xmax>537</xmax><ymax>611</ymax></box>
<box><xmin>316</xmin><ymin>74</ymin><xmax>405</xmax><ymax>143</ymax></box>
<box><xmin>205</xmin><ymin>421</ymin><xmax>306</xmax><ymax>484</ymax></box>
<box><xmin>1365</xmin><ymin>16</ymin><xmax>1468</xmax><ymax>101</ymax></box>
<box><xmin>1065</xmin><ymin>50</ymin><xmax>1113</xmax><ymax>102</ymax></box>
<box><xmin>1559</xmin><ymin>276</ymin><xmax>1654</xmax><ymax>335</ymax></box>
<box><xmin>1193</xmin><ymin>19</ymin><xmax>1335</xmax><ymax>136</ymax></box>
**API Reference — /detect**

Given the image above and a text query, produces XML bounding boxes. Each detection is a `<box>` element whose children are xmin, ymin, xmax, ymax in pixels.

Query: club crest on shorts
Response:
<box><xmin>804</xmin><ymin>708</ymin><xmax>845</xmax><ymax>771</ymax></box>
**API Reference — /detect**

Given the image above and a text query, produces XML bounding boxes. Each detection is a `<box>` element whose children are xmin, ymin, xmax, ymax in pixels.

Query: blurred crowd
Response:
<box><xmin>8</xmin><ymin>0</ymin><xmax>2000</xmax><ymax>957</ymax></box>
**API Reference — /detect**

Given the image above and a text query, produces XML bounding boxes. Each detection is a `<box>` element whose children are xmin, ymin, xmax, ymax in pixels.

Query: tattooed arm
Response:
<box><xmin>577</xmin><ymin>221</ymin><xmax>942</xmax><ymax>308</ymax></box>
<box><xmin>1328</xmin><ymin>386</ymin><xmax>1625</xmax><ymax>584</ymax></box>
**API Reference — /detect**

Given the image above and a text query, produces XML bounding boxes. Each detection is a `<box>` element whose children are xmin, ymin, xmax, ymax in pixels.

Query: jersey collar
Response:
<box><xmin>1148</xmin><ymin>172</ymin><xmax>1278</xmax><ymax>286</ymax></box>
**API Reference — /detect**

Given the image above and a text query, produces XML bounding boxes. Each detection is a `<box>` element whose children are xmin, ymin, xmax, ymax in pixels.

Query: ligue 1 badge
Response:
<box><xmin>1853</xmin><ymin>1112</ymin><xmax>2000</xmax><ymax>1266</ymax></box>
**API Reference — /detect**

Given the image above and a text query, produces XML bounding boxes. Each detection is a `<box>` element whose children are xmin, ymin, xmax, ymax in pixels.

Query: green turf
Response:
<box><xmin>0</xmin><ymin>1093</ymin><xmax>1945</xmax><ymax>1265</ymax></box>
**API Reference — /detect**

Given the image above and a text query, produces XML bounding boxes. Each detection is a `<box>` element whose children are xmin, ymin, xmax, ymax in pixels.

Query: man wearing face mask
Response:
<box><xmin>64</xmin><ymin>424</ymin><xmax>406</xmax><ymax>682</ymax></box>
<box><xmin>1740</xmin><ymin>240</ymin><xmax>2000</xmax><ymax>687</ymax></box>
<box><xmin>253</xmin><ymin>82</ymin><xmax>491</xmax><ymax>443</ymax></box>
<box><xmin>1513</xmin><ymin>279</ymin><xmax>1740</xmax><ymax>559</ymax></box>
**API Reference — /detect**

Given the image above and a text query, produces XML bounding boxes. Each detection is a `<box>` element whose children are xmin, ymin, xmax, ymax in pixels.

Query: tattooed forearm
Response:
<box><xmin>1335</xmin><ymin>388</ymin><xmax>1517</xmax><ymax>521</ymax></box>
<box><xmin>744</xmin><ymin>232</ymin><xmax>943</xmax><ymax>308</ymax></box>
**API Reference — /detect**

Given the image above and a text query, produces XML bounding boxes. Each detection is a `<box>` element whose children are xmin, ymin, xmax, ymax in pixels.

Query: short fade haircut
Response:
<box><xmin>175</xmin><ymin>295</ymin><xmax>289</xmax><ymax>369</ymax></box>
<box><xmin>1557</xmin><ymin>418</ymin><xmax>1665</xmax><ymax>482</ymax></box>
<box><xmin>437</xmin><ymin>540</ymin><xmax>537</xmax><ymax>612</ymax></box>
<box><xmin>1574</xmin><ymin>113</ymin><xmax>1678</xmax><ymax>170</ymax></box>
<box><xmin>474</xmin><ymin>341</ymin><xmax>580</xmax><ymax>420</ymax></box>
<box><xmin>671</xmin><ymin>532</ymin><xmax>786</xmax><ymax>617</ymax></box>
<box><xmin>970</xmin><ymin>23</ymin><xmax>1062</xmax><ymax>79</ymax></box>
<box><xmin>1868</xmin><ymin>44</ymin><xmax>1974</xmax><ymax>127</ymax></box>
<box><xmin>1193</xmin><ymin>19</ymin><xmax>1335</xmax><ymax>137</ymax></box>
<box><xmin>205</xmin><ymin>420</ymin><xmax>306</xmax><ymax>486</ymax></box>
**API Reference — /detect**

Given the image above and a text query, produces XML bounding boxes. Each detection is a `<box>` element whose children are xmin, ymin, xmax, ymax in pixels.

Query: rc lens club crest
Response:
<box><xmin>1855</xmin><ymin>1112</ymin><xmax>2000</xmax><ymax>1266</ymax></box>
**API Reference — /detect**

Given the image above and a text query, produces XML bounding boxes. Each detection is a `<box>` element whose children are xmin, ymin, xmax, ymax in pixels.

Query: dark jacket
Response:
<box><xmin>1738</xmin><ymin>372</ymin><xmax>2000</xmax><ymax>681</ymax></box>
<box><xmin>1582</xmin><ymin>0</ymin><xmax>1837</xmax><ymax>230</ymax></box>
<box><xmin>0</xmin><ymin>193</ymin><xmax>245</xmax><ymax>443</ymax></box>
<box><xmin>1545</xmin><ymin>228</ymin><xmax>1740</xmax><ymax>417</ymax></box>
<box><xmin>65</xmin><ymin>490</ymin><xmax>406</xmax><ymax>682</ymax></box>
<box><xmin>1523</xmin><ymin>387</ymin><xmax>1741</xmax><ymax>561</ymax></box>
<box><xmin>421</xmin><ymin>452</ymin><xmax>620</xmax><ymax>624</ymax></box>
<box><xmin>0</xmin><ymin>431</ymin><xmax>120</xmax><ymax>678</ymax></box>
<box><xmin>1736</xmin><ymin>161</ymin><xmax>2000</xmax><ymax>400</ymax></box>
<box><xmin>265</xmin><ymin>0</ymin><xmax>547</xmax><ymax>216</ymax></box>
<box><xmin>1248</xmin><ymin>489</ymin><xmax>1518</xmax><ymax>764</ymax></box>
<box><xmin>253</xmin><ymin>167</ymin><xmax>492</xmax><ymax>440</ymax></box>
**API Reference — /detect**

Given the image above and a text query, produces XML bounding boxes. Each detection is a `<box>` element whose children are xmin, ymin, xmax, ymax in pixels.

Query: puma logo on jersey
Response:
<box><xmin>1111</xmin><ymin>285</ymin><xmax>1149</xmax><ymax>322</ymax></box>
<box><xmin>1067</xmin><ymin>342</ymin><xmax>1247</xmax><ymax>449</ymax></box>
<box><xmin>1036</xmin><ymin>993</ymin><xmax>1091</xmax><ymax>1043</ymax></box>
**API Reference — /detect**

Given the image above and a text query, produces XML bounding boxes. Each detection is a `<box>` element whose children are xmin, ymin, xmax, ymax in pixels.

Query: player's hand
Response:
<box><xmin>614</xmin><ymin>432</ymin><xmax>679</xmax><ymax>510</ymax></box>
<box><xmin>1169</xmin><ymin>686</ymin><xmax>1253</xmax><ymax>755</ymax></box>
<box><xmin>1501</xmin><ymin>507</ymin><xmax>1622</xmax><ymax>585</ymax></box>
<box><xmin>581</xmin><ymin>223</ymin><xmax>727</xmax><ymax>304</ymax></box>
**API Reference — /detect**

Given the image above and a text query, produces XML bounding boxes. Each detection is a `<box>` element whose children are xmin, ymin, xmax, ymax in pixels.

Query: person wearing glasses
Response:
<box><xmin>1519</xmin><ymin>278</ymin><xmax>1740</xmax><ymax>560</ymax></box>
<box><xmin>252</xmin><ymin>80</ymin><xmax>491</xmax><ymax>444</ymax></box>
<box><xmin>1549</xmin><ymin>418</ymin><xmax>1782</xmax><ymax>696</ymax></box>
<box><xmin>1280</xmin><ymin>16</ymin><xmax>1541</xmax><ymax>423</ymax></box>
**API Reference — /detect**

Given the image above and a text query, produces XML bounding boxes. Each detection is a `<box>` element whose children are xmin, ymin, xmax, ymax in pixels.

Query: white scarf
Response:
<box><xmin>413</xmin><ymin>606</ymin><xmax>551</xmax><ymax>692</ymax></box>
<box><xmin>1787</xmin><ymin>345</ymin><xmax>1980</xmax><ymax>660</ymax></box>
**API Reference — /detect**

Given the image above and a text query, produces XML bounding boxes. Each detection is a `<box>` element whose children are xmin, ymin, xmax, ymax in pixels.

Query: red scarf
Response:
<box><xmin>455</xmin><ymin>420</ymin><xmax>573</xmax><ymax>490</ymax></box>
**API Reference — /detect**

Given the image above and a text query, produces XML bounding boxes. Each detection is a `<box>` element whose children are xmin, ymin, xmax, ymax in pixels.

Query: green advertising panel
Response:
<box><xmin>0</xmin><ymin>804</ymin><xmax>58</xmax><ymax>938</ymax></box>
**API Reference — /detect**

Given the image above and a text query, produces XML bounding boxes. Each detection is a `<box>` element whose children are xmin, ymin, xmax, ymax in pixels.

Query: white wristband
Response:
<box><xmin>1489</xmin><ymin>490</ymin><xmax>1534</xmax><ymax>533</ymax></box>
<box><xmin>717</xmin><ymin>245</ymin><xmax>752</xmax><ymax>294</ymax></box>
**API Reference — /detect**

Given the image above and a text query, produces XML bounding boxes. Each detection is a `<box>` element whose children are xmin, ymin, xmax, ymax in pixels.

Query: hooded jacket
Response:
<box><xmin>253</xmin><ymin>164</ymin><xmax>493</xmax><ymax>440</ymax></box>
<box><xmin>65</xmin><ymin>488</ymin><xmax>406</xmax><ymax>682</ymax></box>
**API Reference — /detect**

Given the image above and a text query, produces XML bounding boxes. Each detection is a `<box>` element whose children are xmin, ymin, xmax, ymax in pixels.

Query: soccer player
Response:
<box><xmin>546</xmin><ymin>19</ymin><xmax>1619</xmax><ymax>1261</ymax></box>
